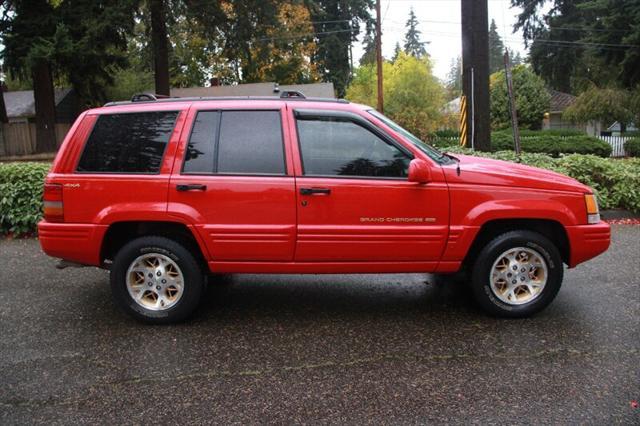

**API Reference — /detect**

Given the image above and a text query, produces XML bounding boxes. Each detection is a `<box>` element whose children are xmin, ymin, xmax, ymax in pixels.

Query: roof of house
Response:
<box><xmin>3</xmin><ymin>88</ymin><xmax>72</xmax><ymax>119</ymax></box>
<box><xmin>170</xmin><ymin>82</ymin><xmax>335</xmax><ymax>99</ymax></box>
<box><xmin>548</xmin><ymin>89</ymin><xmax>576</xmax><ymax>113</ymax></box>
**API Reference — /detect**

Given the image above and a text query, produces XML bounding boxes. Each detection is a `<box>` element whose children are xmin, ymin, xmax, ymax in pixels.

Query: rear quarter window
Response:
<box><xmin>77</xmin><ymin>111</ymin><xmax>179</xmax><ymax>173</ymax></box>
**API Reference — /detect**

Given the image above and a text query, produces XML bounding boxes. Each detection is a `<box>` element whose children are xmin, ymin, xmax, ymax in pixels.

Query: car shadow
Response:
<box><xmin>193</xmin><ymin>273</ymin><xmax>480</xmax><ymax>323</ymax></box>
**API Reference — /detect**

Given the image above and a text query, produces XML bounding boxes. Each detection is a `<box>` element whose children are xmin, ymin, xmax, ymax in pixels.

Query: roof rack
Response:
<box><xmin>104</xmin><ymin>94</ymin><xmax>349</xmax><ymax>107</ymax></box>
<box><xmin>131</xmin><ymin>93</ymin><xmax>172</xmax><ymax>102</ymax></box>
<box><xmin>279</xmin><ymin>90</ymin><xmax>305</xmax><ymax>99</ymax></box>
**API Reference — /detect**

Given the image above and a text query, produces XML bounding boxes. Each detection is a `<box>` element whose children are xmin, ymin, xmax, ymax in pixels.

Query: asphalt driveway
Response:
<box><xmin>1</xmin><ymin>225</ymin><xmax>638</xmax><ymax>424</ymax></box>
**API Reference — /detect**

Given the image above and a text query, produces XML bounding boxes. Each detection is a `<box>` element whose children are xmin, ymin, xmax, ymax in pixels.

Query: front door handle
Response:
<box><xmin>300</xmin><ymin>187</ymin><xmax>331</xmax><ymax>195</ymax></box>
<box><xmin>176</xmin><ymin>184</ymin><xmax>207</xmax><ymax>192</ymax></box>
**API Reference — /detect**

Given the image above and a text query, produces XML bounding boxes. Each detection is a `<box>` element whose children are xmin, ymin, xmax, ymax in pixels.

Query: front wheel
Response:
<box><xmin>110</xmin><ymin>236</ymin><xmax>204</xmax><ymax>324</ymax></box>
<box><xmin>471</xmin><ymin>230</ymin><xmax>563</xmax><ymax>318</ymax></box>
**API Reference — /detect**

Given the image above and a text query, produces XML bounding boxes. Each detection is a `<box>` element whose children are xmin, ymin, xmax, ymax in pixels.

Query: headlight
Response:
<box><xmin>584</xmin><ymin>194</ymin><xmax>600</xmax><ymax>224</ymax></box>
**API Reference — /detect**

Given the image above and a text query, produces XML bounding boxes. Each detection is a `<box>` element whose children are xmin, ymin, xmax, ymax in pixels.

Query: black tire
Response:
<box><xmin>470</xmin><ymin>230</ymin><xmax>563</xmax><ymax>318</ymax></box>
<box><xmin>110</xmin><ymin>236</ymin><xmax>204</xmax><ymax>324</ymax></box>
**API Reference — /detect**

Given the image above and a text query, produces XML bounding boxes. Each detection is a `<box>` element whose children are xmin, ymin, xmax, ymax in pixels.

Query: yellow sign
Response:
<box><xmin>459</xmin><ymin>95</ymin><xmax>467</xmax><ymax>147</ymax></box>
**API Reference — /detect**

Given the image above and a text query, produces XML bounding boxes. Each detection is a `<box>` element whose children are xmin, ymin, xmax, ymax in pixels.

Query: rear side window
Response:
<box><xmin>183</xmin><ymin>110</ymin><xmax>285</xmax><ymax>175</ymax></box>
<box><xmin>77</xmin><ymin>111</ymin><xmax>179</xmax><ymax>173</ymax></box>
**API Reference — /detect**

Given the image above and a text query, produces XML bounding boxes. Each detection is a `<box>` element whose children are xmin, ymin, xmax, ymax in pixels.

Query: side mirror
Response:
<box><xmin>408</xmin><ymin>159</ymin><xmax>431</xmax><ymax>184</ymax></box>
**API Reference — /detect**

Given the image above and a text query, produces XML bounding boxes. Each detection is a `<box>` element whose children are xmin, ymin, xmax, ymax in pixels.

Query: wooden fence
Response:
<box><xmin>0</xmin><ymin>122</ymin><xmax>70</xmax><ymax>157</ymax></box>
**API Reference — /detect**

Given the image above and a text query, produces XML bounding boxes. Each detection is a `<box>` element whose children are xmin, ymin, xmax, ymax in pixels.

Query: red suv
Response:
<box><xmin>39</xmin><ymin>92</ymin><xmax>610</xmax><ymax>323</ymax></box>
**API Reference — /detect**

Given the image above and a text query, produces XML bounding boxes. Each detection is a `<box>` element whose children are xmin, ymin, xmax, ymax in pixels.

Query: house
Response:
<box><xmin>3</xmin><ymin>88</ymin><xmax>79</xmax><ymax>124</ymax></box>
<box><xmin>0</xmin><ymin>88</ymin><xmax>79</xmax><ymax>157</ymax></box>
<box><xmin>169</xmin><ymin>81</ymin><xmax>335</xmax><ymax>99</ymax></box>
<box><xmin>542</xmin><ymin>89</ymin><xmax>601</xmax><ymax>136</ymax></box>
<box><xmin>604</xmin><ymin>121</ymin><xmax>637</xmax><ymax>136</ymax></box>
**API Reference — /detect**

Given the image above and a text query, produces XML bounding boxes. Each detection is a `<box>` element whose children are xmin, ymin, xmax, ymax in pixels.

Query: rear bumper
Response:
<box><xmin>565</xmin><ymin>221</ymin><xmax>611</xmax><ymax>267</ymax></box>
<box><xmin>38</xmin><ymin>221</ymin><xmax>106</xmax><ymax>266</ymax></box>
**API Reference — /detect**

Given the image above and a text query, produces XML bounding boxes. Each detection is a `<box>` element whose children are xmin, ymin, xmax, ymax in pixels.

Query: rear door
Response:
<box><xmin>62</xmin><ymin>107</ymin><xmax>184</xmax><ymax>224</ymax></box>
<box><xmin>290</xmin><ymin>109</ymin><xmax>449</xmax><ymax>263</ymax></box>
<box><xmin>168</xmin><ymin>103</ymin><xmax>297</xmax><ymax>262</ymax></box>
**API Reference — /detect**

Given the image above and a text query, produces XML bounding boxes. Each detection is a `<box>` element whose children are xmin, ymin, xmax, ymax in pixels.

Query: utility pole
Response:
<box><xmin>503</xmin><ymin>50</ymin><xmax>521</xmax><ymax>156</ymax></box>
<box><xmin>375</xmin><ymin>0</ymin><xmax>384</xmax><ymax>113</ymax></box>
<box><xmin>461</xmin><ymin>0</ymin><xmax>490</xmax><ymax>151</ymax></box>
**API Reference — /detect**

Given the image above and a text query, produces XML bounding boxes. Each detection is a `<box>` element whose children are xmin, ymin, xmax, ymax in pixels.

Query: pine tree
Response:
<box><xmin>403</xmin><ymin>7</ymin><xmax>427</xmax><ymax>59</ymax></box>
<box><xmin>446</xmin><ymin>56</ymin><xmax>462</xmax><ymax>98</ymax></box>
<box><xmin>360</xmin><ymin>31</ymin><xmax>376</xmax><ymax>66</ymax></box>
<box><xmin>391</xmin><ymin>42</ymin><xmax>402</xmax><ymax>63</ymax></box>
<box><xmin>308</xmin><ymin>0</ymin><xmax>373</xmax><ymax>97</ymax></box>
<box><xmin>488</xmin><ymin>19</ymin><xmax>505</xmax><ymax>74</ymax></box>
<box><xmin>1</xmin><ymin>0</ymin><xmax>136</xmax><ymax>151</ymax></box>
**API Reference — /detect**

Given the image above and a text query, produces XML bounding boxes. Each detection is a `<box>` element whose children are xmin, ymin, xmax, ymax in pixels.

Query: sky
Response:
<box><xmin>352</xmin><ymin>0</ymin><xmax>529</xmax><ymax>81</ymax></box>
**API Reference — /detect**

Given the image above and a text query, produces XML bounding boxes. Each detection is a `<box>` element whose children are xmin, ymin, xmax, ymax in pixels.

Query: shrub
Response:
<box><xmin>491</xmin><ymin>131</ymin><xmax>612</xmax><ymax>157</ymax></box>
<box><xmin>430</xmin><ymin>129</ymin><xmax>459</xmax><ymax>138</ymax></box>
<box><xmin>0</xmin><ymin>162</ymin><xmax>50</xmax><ymax>235</ymax></box>
<box><xmin>624</xmin><ymin>138</ymin><xmax>640</xmax><ymax>157</ymax></box>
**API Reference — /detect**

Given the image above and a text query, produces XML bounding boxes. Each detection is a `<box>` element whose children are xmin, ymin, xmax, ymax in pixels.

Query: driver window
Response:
<box><xmin>296</xmin><ymin>117</ymin><xmax>411</xmax><ymax>178</ymax></box>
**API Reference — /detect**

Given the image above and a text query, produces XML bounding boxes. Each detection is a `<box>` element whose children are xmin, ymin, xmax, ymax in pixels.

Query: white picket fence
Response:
<box><xmin>599</xmin><ymin>135</ymin><xmax>629</xmax><ymax>157</ymax></box>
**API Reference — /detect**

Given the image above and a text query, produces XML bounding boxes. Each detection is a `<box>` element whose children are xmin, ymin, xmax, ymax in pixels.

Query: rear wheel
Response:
<box><xmin>470</xmin><ymin>230</ymin><xmax>563</xmax><ymax>318</ymax></box>
<box><xmin>110</xmin><ymin>236</ymin><xmax>204</xmax><ymax>324</ymax></box>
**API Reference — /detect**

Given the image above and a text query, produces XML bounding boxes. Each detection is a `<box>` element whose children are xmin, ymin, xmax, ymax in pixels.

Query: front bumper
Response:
<box><xmin>565</xmin><ymin>221</ymin><xmax>611</xmax><ymax>267</ymax></box>
<box><xmin>38</xmin><ymin>221</ymin><xmax>107</xmax><ymax>266</ymax></box>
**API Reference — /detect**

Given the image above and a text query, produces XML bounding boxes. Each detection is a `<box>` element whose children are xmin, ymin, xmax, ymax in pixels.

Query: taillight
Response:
<box><xmin>43</xmin><ymin>183</ymin><xmax>64</xmax><ymax>222</ymax></box>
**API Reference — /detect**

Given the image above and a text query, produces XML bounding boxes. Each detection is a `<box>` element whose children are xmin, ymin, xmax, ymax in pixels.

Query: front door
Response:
<box><xmin>169</xmin><ymin>105</ymin><xmax>296</xmax><ymax>262</ymax></box>
<box><xmin>291</xmin><ymin>109</ymin><xmax>449</xmax><ymax>263</ymax></box>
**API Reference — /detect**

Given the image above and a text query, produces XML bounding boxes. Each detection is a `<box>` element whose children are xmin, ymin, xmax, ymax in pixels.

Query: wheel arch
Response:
<box><xmin>100</xmin><ymin>221</ymin><xmax>210</xmax><ymax>271</ymax></box>
<box><xmin>462</xmin><ymin>218</ymin><xmax>570</xmax><ymax>270</ymax></box>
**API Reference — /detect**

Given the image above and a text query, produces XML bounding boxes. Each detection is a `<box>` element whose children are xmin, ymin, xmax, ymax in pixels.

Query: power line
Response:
<box><xmin>255</xmin><ymin>28</ymin><xmax>358</xmax><ymax>43</ymax></box>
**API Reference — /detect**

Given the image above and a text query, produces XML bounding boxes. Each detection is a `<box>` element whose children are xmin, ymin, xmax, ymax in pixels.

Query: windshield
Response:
<box><xmin>367</xmin><ymin>109</ymin><xmax>448</xmax><ymax>163</ymax></box>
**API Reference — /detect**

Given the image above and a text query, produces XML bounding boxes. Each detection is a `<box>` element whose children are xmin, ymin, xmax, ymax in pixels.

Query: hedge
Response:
<box><xmin>624</xmin><ymin>138</ymin><xmax>640</xmax><ymax>157</ymax></box>
<box><xmin>428</xmin><ymin>130</ymin><xmax>612</xmax><ymax>157</ymax></box>
<box><xmin>490</xmin><ymin>131</ymin><xmax>612</xmax><ymax>157</ymax></box>
<box><xmin>0</xmin><ymin>162</ymin><xmax>50</xmax><ymax>235</ymax></box>
<box><xmin>0</xmin><ymin>153</ymin><xmax>638</xmax><ymax>237</ymax></box>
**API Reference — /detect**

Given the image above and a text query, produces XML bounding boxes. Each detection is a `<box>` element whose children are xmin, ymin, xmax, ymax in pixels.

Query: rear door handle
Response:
<box><xmin>176</xmin><ymin>184</ymin><xmax>207</xmax><ymax>192</ymax></box>
<box><xmin>300</xmin><ymin>187</ymin><xmax>331</xmax><ymax>195</ymax></box>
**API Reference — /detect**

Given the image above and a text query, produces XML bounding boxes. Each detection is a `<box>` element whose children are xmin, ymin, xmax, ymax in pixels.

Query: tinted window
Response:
<box><xmin>77</xmin><ymin>111</ymin><xmax>178</xmax><ymax>173</ymax></box>
<box><xmin>183</xmin><ymin>110</ymin><xmax>285</xmax><ymax>175</ymax></box>
<box><xmin>183</xmin><ymin>111</ymin><xmax>218</xmax><ymax>173</ymax></box>
<box><xmin>218</xmin><ymin>111</ymin><xmax>284</xmax><ymax>174</ymax></box>
<box><xmin>297</xmin><ymin>118</ymin><xmax>411</xmax><ymax>178</ymax></box>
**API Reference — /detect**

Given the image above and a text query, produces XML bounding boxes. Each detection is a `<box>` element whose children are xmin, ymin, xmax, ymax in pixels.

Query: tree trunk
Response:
<box><xmin>0</xmin><ymin>85</ymin><xmax>8</xmax><ymax>124</ymax></box>
<box><xmin>32</xmin><ymin>61</ymin><xmax>57</xmax><ymax>153</ymax></box>
<box><xmin>0</xmin><ymin>84</ymin><xmax>6</xmax><ymax>157</ymax></box>
<box><xmin>150</xmin><ymin>0</ymin><xmax>170</xmax><ymax>96</ymax></box>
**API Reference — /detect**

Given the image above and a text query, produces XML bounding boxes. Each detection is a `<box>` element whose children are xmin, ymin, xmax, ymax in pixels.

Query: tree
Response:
<box><xmin>1</xmin><ymin>0</ymin><xmax>60</xmax><ymax>152</ymax></box>
<box><xmin>2</xmin><ymin>1</ymin><xmax>137</xmax><ymax>150</ymax></box>
<box><xmin>490</xmin><ymin>65</ymin><xmax>551</xmax><ymax>130</ymax></box>
<box><xmin>403</xmin><ymin>7</ymin><xmax>427</xmax><ymax>59</ymax></box>
<box><xmin>488</xmin><ymin>19</ymin><xmax>505</xmax><ymax>74</ymax></box>
<box><xmin>445</xmin><ymin>56</ymin><xmax>462</xmax><ymax>99</ymax></box>
<box><xmin>307</xmin><ymin>0</ymin><xmax>373</xmax><ymax>97</ymax></box>
<box><xmin>563</xmin><ymin>86</ymin><xmax>634</xmax><ymax>130</ymax></box>
<box><xmin>512</xmin><ymin>0</ymin><xmax>640</xmax><ymax>91</ymax></box>
<box><xmin>249</xmin><ymin>2</ymin><xmax>322</xmax><ymax>84</ymax></box>
<box><xmin>149</xmin><ymin>0</ymin><xmax>170</xmax><ymax>95</ymax></box>
<box><xmin>360</xmin><ymin>30</ymin><xmax>376</xmax><ymax>66</ymax></box>
<box><xmin>346</xmin><ymin>52</ymin><xmax>445</xmax><ymax>140</ymax></box>
<box><xmin>391</xmin><ymin>42</ymin><xmax>402</xmax><ymax>63</ymax></box>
